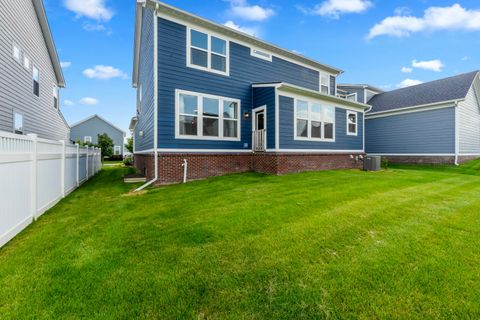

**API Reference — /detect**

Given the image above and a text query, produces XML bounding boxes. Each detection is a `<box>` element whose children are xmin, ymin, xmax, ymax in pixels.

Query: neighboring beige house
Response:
<box><xmin>0</xmin><ymin>0</ymin><xmax>69</xmax><ymax>141</ymax></box>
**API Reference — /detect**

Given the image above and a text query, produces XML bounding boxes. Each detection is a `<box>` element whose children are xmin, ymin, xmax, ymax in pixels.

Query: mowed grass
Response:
<box><xmin>1</xmin><ymin>163</ymin><xmax>480</xmax><ymax>319</ymax></box>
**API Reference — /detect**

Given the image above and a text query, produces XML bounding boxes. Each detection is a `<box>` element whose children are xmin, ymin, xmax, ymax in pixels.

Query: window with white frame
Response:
<box><xmin>14</xmin><ymin>112</ymin><xmax>24</xmax><ymax>134</ymax></box>
<box><xmin>114</xmin><ymin>145</ymin><xmax>121</xmax><ymax>155</ymax></box>
<box><xmin>250</xmin><ymin>48</ymin><xmax>272</xmax><ymax>61</ymax></box>
<box><xmin>53</xmin><ymin>85</ymin><xmax>59</xmax><ymax>109</ymax></box>
<box><xmin>176</xmin><ymin>90</ymin><xmax>240</xmax><ymax>140</ymax></box>
<box><xmin>32</xmin><ymin>66</ymin><xmax>40</xmax><ymax>96</ymax></box>
<box><xmin>137</xmin><ymin>84</ymin><xmax>142</xmax><ymax>114</ymax></box>
<box><xmin>188</xmin><ymin>28</ymin><xmax>228</xmax><ymax>74</ymax></box>
<box><xmin>23</xmin><ymin>55</ymin><xmax>30</xmax><ymax>70</ymax></box>
<box><xmin>84</xmin><ymin>136</ymin><xmax>92</xmax><ymax>143</ymax></box>
<box><xmin>12</xmin><ymin>44</ymin><xmax>20</xmax><ymax>61</ymax></box>
<box><xmin>295</xmin><ymin>99</ymin><xmax>335</xmax><ymax>141</ymax></box>
<box><xmin>347</xmin><ymin>111</ymin><xmax>357</xmax><ymax>136</ymax></box>
<box><xmin>320</xmin><ymin>73</ymin><xmax>330</xmax><ymax>95</ymax></box>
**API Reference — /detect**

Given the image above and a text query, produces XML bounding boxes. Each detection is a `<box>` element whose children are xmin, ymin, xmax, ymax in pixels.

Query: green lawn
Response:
<box><xmin>1</xmin><ymin>163</ymin><xmax>480</xmax><ymax>319</ymax></box>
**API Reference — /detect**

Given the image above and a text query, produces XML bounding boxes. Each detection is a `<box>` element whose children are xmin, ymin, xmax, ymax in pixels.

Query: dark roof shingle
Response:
<box><xmin>368</xmin><ymin>71</ymin><xmax>478</xmax><ymax>113</ymax></box>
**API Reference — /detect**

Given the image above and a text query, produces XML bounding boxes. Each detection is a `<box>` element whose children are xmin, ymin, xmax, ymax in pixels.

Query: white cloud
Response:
<box><xmin>368</xmin><ymin>4</ymin><xmax>480</xmax><ymax>39</ymax></box>
<box><xmin>60</xmin><ymin>61</ymin><xmax>72</xmax><ymax>68</ymax></box>
<box><xmin>461</xmin><ymin>56</ymin><xmax>471</xmax><ymax>61</ymax></box>
<box><xmin>401</xmin><ymin>67</ymin><xmax>413</xmax><ymax>73</ymax></box>
<box><xmin>224</xmin><ymin>21</ymin><xmax>259</xmax><ymax>36</ymax></box>
<box><xmin>228</xmin><ymin>0</ymin><xmax>275</xmax><ymax>21</ymax></box>
<box><xmin>303</xmin><ymin>0</ymin><xmax>373</xmax><ymax>18</ymax></box>
<box><xmin>83</xmin><ymin>65</ymin><xmax>127</xmax><ymax>80</ymax></box>
<box><xmin>412</xmin><ymin>59</ymin><xmax>444</xmax><ymax>72</ymax></box>
<box><xmin>63</xmin><ymin>100</ymin><xmax>75</xmax><ymax>106</ymax></box>
<box><xmin>83</xmin><ymin>22</ymin><xmax>105</xmax><ymax>31</ymax></box>
<box><xmin>79</xmin><ymin>97</ymin><xmax>99</xmax><ymax>105</ymax></box>
<box><xmin>64</xmin><ymin>0</ymin><xmax>114</xmax><ymax>21</ymax></box>
<box><xmin>398</xmin><ymin>79</ymin><xmax>423</xmax><ymax>88</ymax></box>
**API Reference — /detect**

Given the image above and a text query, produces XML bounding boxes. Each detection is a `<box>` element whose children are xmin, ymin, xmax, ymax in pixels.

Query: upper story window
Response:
<box><xmin>320</xmin><ymin>73</ymin><xmax>330</xmax><ymax>95</ymax></box>
<box><xmin>137</xmin><ymin>84</ymin><xmax>142</xmax><ymax>114</ymax></box>
<box><xmin>187</xmin><ymin>28</ymin><xmax>229</xmax><ymax>75</ymax></box>
<box><xmin>32</xmin><ymin>66</ymin><xmax>40</xmax><ymax>96</ymax></box>
<box><xmin>176</xmin><ymin>89</ymin><xmax>240</xmax><ymax>141</ymax></box>
<box><xmin>23</xmin><ymin>55</ymin><xmax>30</xmax><ymax>70</ymax></box>
<box><xmin>251</xmin><ymin>48</ymin><xmax>272</xmax><ymax>62</ymax></box>
<box><xmin>53</xmin><ymin>85</ymin><xmax>59</xmax><ymax>109</ymax></box>
<box><xmin>347</xmin><ymin>111</ymin><xmax>358</xmax><ymax>136</ymax></box>
<box><xmin>84</xmin><ymin>136</ymin><xmax>92</xmax><ymax>143</ymax></box>
<box><xmin>12</xmin><ymin>44</ymin><xmax>21</xmax><ymax>62</ymax></box>
<box><xmin>295</xmin><ymin>98</ymin><xmax>335</xmax><ymax>141</ymax></box>
<box><xmin>14</xmin><ymin>112</ymin><xmax>24</xmax><ymax>134</ymax></box>
<box><xmin>114</xmin><ymin>146</ymin><xmax>121</xmax><ymax>155</ymax></box>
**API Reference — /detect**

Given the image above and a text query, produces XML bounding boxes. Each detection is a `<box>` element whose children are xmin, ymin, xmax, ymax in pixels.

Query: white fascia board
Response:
<box><xmin>366</xmin><ymin>100</ymin><xmax>462</xmax><ymax>119</ymax></box>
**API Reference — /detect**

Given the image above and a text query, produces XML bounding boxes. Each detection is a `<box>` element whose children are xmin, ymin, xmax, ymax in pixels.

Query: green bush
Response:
<box><xmin>123</xmin><ymin>155</ymin><xmax>133</xmax><ymax>166</ymax></box>
<box><xmin>381</xmin><ymin>157</ymin><xmax>389</xmax><ymax>169</ymax></box>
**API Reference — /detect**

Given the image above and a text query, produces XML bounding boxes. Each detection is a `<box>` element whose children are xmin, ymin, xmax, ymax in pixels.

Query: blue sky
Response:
<box><xmin>44</xmin><ymin>0</ymin><xmax>480</xmax><ymax>135</ymax></box>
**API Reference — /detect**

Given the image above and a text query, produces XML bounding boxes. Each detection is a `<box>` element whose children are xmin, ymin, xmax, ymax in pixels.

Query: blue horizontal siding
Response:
<box><xmin>156</xmin><ymin>18</ymin><xmax>322</xmax><ymax>150</ymax></box>
<box><xmin>279</xmin><ymin>95</ymin><xmax>364</xmax><ymax>150</ymax></box>
<box><xmin>134</xmin><ymin>7</ymin><xmax>155</xmax><ymax>151</ymax></box>
<box><xmin>365</xmin><ymin>107</ymin><xmax>456</xmax><ymax>154</ymax></box>
<box><xmin>253</xmin><ymin>87</ymin><xmax>276</xmax><ymax>149</ymax></box>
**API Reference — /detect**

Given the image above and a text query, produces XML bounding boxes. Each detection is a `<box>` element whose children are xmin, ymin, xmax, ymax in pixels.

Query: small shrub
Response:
<box><xmin>123</xmin><ymin>155</ymin><xmax>133</xmax><ymax>166</ymax></box>
<box><xmin>381</xmin><ymin>157</ymin><xmax>389</xmax><ymax>169</ymax></box>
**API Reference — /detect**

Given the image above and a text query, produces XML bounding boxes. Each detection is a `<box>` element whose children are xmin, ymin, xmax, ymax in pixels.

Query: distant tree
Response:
<box><xmin>125</xmin><ymin>136</ymin><xmax>134</xmax><ymax>153</ymax></box>
<box><xmin>97</xmin><ymin>133</ymin><xmax>114</xmax><ymax>158</ymax></box>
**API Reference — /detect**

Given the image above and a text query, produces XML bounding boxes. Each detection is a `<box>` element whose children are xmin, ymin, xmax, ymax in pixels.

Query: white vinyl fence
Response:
<box><xmin>0</xmin><ymin>131</ymin><xmax>101</xmax><ymax>248</ymax></box>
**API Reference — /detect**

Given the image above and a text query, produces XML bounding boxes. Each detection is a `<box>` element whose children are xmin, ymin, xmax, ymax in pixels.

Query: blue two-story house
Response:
<box><xmin>130</xmin><ymin>0</ymin><xmax>370</xmax><ymax>184</ymax></box>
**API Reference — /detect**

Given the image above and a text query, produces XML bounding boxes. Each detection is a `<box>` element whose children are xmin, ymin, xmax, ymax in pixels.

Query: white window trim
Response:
<box><xmin>175</xmin><ymin>89</ymin><xmax>241</xmax><ymax>141</ymax></box>
<box><xmin>138</xmin><ymin>84</ymin><xmax>143</xmax><ymax>114</ymax></box>
<box><xmin>32</xmin><ymin>65</ymin><xmax>40</xmax><ymax>97</ymax></box>
<box><xmin>114</xmin><ymin>145</ymin><xmax>121</xmax><ymax>155</ymax></box>
<box><xmin>346</xmin><ymin>110</ymin><xmax>358</xmax><ymax>136</ymax></box>
<box><xmin>186</xmin><ymin>26</ymin><xmax>230</xmax><ymax>76</ymax></box>
<box><xmin>293</xmin><ymin>98</ymin><xmax>336</xmax><ymax>142</ymax></box>
<box><xmin>53</xmin><ymin>85</ymin><xmax>59</xmax><ymax>109</ymax></box>
<box><xmin>12</xmin><ymin>43</ymin><xmax>21</xmax><ymax>62</ymax></box>
<box><xmin>23</xmin><ymin>55</ymin><xmax>30</xmax><ymax>70</ymax></box>
<box><xmin>13</xmin><ymin>111</ymin><xmax>24</xmax><ymax>135</ymax></box>
<box><xmin>320</xmin><ymin>72</ymin><xmax>331</xmax><ymax>95</ymax></box>
<box><xmin>84</xmin><ymin>136</ymin><xmax>92</xmax><ymax>143</ymax></box>
<box><xmin>250</xmin><ymin>48</ymin><xmax>272</xmax><ymax>62</ymax></box>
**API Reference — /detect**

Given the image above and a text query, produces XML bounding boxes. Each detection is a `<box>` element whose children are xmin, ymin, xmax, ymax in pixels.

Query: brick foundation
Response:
<box><xmin>134</xmin><ymin>152</ymin><xmax>364</xmax><ymax>185</ymax></box>
<box><xmin>384</xmin><ymin>155</ymin><xmax>479</xmax><ymax>165</ymax></box>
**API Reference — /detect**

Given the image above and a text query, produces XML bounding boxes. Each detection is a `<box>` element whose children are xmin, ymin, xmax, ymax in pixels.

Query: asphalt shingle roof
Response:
<box><xmin>368</xmin><ymin>71</ymin><xmax>479</xmax><ymax>113</ymax></box>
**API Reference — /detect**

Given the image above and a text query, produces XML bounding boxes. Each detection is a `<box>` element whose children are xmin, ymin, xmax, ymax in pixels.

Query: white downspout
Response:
<box><xmin>454</xmin><ymin>100</ymin><xmax>460</xmax><ymax>166</ymax></box>
<box><xmin>135</xmin><ymin>4</ymin><xmax>159</xmax><ymax>192</ymax></box>
<box><xmin>182</xmin><ymin>159</ymin><xmax>188</xmax><ymax>183</ymax></box>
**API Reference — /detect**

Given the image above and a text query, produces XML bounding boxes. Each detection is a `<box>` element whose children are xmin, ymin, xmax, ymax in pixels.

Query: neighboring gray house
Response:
<box><xmin>70</xmin><ymin>115</ymin><xmax>126</xmax><ymax>157</ymax></box>
<box><xmin>0</xmin><ymin>0</ymin><xmax>69</xmax><ymax>141</ymax></box>
<box><xmin>365</xmin><ymin>71</ymin><xmax>480</xmax><ymax>164</ymax></box>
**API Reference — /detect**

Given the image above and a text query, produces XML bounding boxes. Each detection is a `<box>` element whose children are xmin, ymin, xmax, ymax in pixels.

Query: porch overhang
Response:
<box><xmin>252</xmin><ymin>82</ymin><xmax>371</xmax><ymax>111</ymax></box>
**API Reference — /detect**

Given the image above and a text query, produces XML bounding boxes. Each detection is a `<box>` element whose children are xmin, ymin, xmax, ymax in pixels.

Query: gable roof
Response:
<box><xmin>337</xmin><ymin>84</ymin><xmax>384</xmax><ymax>93</ymax></box>
<box><xmin>132</xmin><ymin>0</ymin><xmax>343</xmax><ymax>87</ymax></box>
<box><xmin>368</xmin><ymin>71</ymin><xmax>479</xmax><ymax>113</ymax></box>
<box><xmin>70</xmin><ymin>115</ymin><xmax>126</xmax><ymax>136</ymax></box>
<box><xmin>32</xmin><ymin>0</ymin><xmax>65</xmax><ymax>87</ymax></box>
